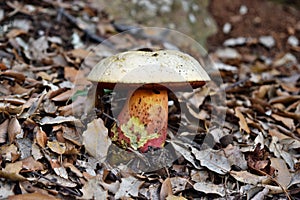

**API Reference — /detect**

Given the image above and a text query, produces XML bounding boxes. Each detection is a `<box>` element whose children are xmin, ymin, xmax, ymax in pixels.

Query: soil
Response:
<box><xmin>207</xmin><ymin>0</ymin><xmax>300</xmax><ymax>59</ymax></box>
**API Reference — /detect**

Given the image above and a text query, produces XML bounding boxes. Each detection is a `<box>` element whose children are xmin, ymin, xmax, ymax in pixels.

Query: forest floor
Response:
<box><xmin>0</xmin><ymin>0</ymin><xmax>299</xmax><ymax>199</ymax></box>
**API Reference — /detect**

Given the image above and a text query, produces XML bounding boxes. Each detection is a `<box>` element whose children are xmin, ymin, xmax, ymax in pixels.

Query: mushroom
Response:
<box><xmin>88</xmin><ymin>50</ymin><xmax>210</xmax><ymax>152</ymax></box>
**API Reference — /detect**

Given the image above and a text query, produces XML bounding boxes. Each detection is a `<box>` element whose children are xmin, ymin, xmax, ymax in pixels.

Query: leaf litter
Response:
<box><xmin>0</xmin><ymin>0</ymin><xmax>299</xmax><ymax>199</ymax></box>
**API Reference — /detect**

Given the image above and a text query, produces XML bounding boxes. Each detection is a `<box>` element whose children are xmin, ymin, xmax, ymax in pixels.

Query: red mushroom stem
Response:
<box><xmin>111</xmin><ymin>88</ymin><xmax>168</xmax><ymax>152</ymax></box>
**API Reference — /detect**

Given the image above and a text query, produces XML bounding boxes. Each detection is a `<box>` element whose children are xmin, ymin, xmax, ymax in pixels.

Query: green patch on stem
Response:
<box><xmin>121</xmin><ymin>116</ymin><xmax>159</xmax><ymax>150</ymax></box>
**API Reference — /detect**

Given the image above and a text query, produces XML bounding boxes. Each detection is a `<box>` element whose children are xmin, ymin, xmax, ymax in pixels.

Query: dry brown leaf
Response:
<box><xmin>60</xmin><ymin>126</ymin><xmax>82</xmax><ymax>146</ymax></box>
<box><xmin>64</xmin><ymin>67</ymin><xmax>90</xmax><ymax>88</ymax></box>
<box><xmin>51</xmin><ymin>90</ymin><xmax>73</xmax><ymax>102</ymax></box>
<box><xmin>80</xmin><ymin>176</ymin><xmax>108</xmax><ymax>199</ymax></box>
<box><xmin>35</xmin><ymin>127</ymin><xmax>47</xmax><ymax>148</ymax></box>
<box><xmin>8</xmin><ymin>192</ymin><xmax>60</xmax><ymax>200</ymax></box>
<box><xmin>270</xmin><ymin>158</ymin><xmax>292</xmax><ymax>188</ymax></box>
<box><xmin>160</xmin><ymin>178</ymin><xmax>173</xmax><ymax>200</ymax></box>
<box><xmin>67</xmin><ymin>48</ymin><xmax>90</xmax><ymax>59</ymax></box>
<box><xmin>170</xmin><ymin>177</ymin><xmax>188</xmax><ymax>194</ymax></box>
<box><xmin>39</xmin><ymin>116</ymin><xmax>82</xmax><ymax>126</ymax></box>
<box><xmin>235</xmin><ymin>107</ymin><xmax>251</xmax><ymax>134</ymax></box>
<box><xmin>192</xmin><ymin>148</ymin><xmax>231</xmax><ymax>175</ymax></box>
<box><xmin>230</xmin><ymin>170</ymin><xmax>269</xmax><ymax>185</ymax></box>
<box><xmin>5</xmin><ymin>161</ymin><xmax>23</xmax><ymax>174</ymax></box>
<box><xmin>193</xmin><ymin>182</ymin><xmax>225</xmax><ymax>197</ymax></box>
<box><xmin>0</xmin><ymin>103</ymin><xmax>23</xmax><ymax>114</ymax></box>
<box><xmin>82</xmin><ymin>118</ymin><xmax>111</xmax><ymax>161</ymax></box>
<box><xmin>269</xmin><ymin>95</ymin><xmax>300</xmax><ymax>104</ymax></box>
<box><xmin>63</xmin><ymin>162</ymin><xmax>83</xmax><ymax>178</ymax></box>
<box><xmin>0</xmin><ymin>70</ymin><xmax>26</xmax><ymax>83</ymax></box>
<box><xmin>43</xmin><ymin>99</ymin><xmax>57</xmax><ymax>114</ymax></box>
<box><xmin>0</xmin><ymin>97</ymin><xmax>26</xmax><ymax>105</ymax></box>
<box><xmin>114</xmin><ymin>176</ymin><xmax>144</xmax><ymax>199</ymax></box>
<box><xmin>8</xmin><ymin>117</ymin><xmax>22</xmax><ymax>143</ymax></box>
<box><xmin>271</xmin><ymin>113</ymin><xmax>295</xmax><ymax>130</ymax></box>
<box><xmin>6</xmin><ymin>29</ymin><xmax>28</xmax><ymax>38</ymax></box>
<box><xmin>47</xmin><ymin>141</ymin><xmax>66</xmax><ymax>154</ymax></box>
<box><xmin>268</xmin><ymin>129</ymin><xmax>290</xmax><ymax>140</ymax></box>
<box><xmin>0</xmin><ymin>170</ymin><xmax>27</xmax><ymax>181</ymax></box>
<box><xmin>0</xmin><ymin>144</ymin><xmax>19</xmax><ymax>162</ymax></box>
<box><xmin>223</xmin><ymin>144</ymin><xmax>247</xmax><ymax>170</ymax></box>
<box><xmin>0</xmin><ymin>119</ymin><xmax>9</xmax><ymax>143</ymax></box>
<box><xmin>22</xmin><ymin>156</ymin><xmax>45</xmax><ymax>171</ymax></box>
<box><xmin>0</xmin><ymin>161</ymin><xmax>26</xmax><ymax>181</ymax></box>
<box><xmin>166</xmin><ymin>195</ymin><xmax>188</xmax><ymax>200</ymax></box>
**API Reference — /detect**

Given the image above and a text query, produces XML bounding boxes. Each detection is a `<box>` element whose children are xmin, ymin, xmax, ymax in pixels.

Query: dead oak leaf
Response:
<box><xmin>230</xmin><ymin>170</ymin><xmax>269</xmax><ymax>185</ymax></box>
<box><xmin>114</xmin><ymin>176</ymin><xmax>144</xmax><ymax>199</ymax></box>
<box><xmin>235</xmin><ymin>107</ymin><xmax>250</xmax><ymax>134</ymax></box>
<box><xmin>34</xmin><ymin>127</ymin><xmax>47</xmax><ymax>148</ymax></box>
<box><xmin>7</xmin><ymin>192</ymin><xmax>60</xmax><ymax>200</ymax></box>
<box><xmin>193</xmin><ymin>182</ymin><xmax>226</xmax><ymax>197</ymax></box>
<box><xmin>8</xmin><ymin>117</ymin><xmax>22</xmax><ymax>143</ymax></box>
<box><xmin>270</xmin><ymin>158</ymin><xmax>292</xmax><ymax>189</ymax></box>
<box><xmin>47</xmin><ymin>141</ymin><xmax>66</xmax><ymax>154</ymax></box>
<box><xmin>192</xmin><ymin>148</ymin><xmax>231</xmax><ymax>175</ymax></box>
<box><xmin>82</xmin><ymin>118</ymin><xmax>111</xmax><ymax>162</ymax></box>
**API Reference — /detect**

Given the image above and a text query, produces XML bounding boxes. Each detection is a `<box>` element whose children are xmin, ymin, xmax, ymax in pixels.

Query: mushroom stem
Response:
<box><xmin>111</xmin><ymin>89</ymin><xmax>168</xmax><ymax>152</ymax></box>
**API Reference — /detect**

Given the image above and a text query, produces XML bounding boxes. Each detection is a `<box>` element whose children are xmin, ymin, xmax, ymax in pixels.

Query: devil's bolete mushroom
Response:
<box><xmin>88</xmin><ymin>50</ymin><xmax>210</xmax><ymax>152</ymax></box>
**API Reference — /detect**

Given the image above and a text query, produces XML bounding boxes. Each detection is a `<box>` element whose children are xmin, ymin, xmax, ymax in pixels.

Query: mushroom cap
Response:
<box><xmin>87</xmin><ymin>50</ymin><xmax>210</xmax><ymax>89</ymax></box>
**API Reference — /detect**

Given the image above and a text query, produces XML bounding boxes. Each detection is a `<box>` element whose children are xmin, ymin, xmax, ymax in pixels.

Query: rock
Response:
<box><xmin>287</xmin><ymin>35</ymin><xmax>299</xmax><ymax>47</ymax></box>
<box><xmin>223</xmin><ymin>37</ymin><xmax>247</xmax><ymax>46</ymax></box>
<box><xmin>215</xmin><ymin>48</ymin><xmax>241</xmax><ymax>60</ymax></box>
<box><xmin>259</xmin><ymin>36</ymin><xmax>275</xmax><ymax>48</ymax></box>
<box><xmin>239</xmin><ymin>5</ymin><xmax>248</xmax><ymax>15</ymax></box>
<box><xmin>222</xmin><ymin>22</ymin><xmax>232</xmax><ymax>34</ymax></box>
<box><xmin>273</xmin><ymin>53</ymin><xmax>297</xmax><ymax>67</ymax></box>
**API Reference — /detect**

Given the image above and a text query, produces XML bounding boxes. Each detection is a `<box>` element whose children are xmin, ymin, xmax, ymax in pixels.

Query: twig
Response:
<box><xmin>224</xmin><ymin>77</ymin><xmax>251</xmax><ymax>91</ymax></box>
<box><xmin>257</xmin><ymin>169</ymin><xmax>292</xmax><ymax>200</ymax></box>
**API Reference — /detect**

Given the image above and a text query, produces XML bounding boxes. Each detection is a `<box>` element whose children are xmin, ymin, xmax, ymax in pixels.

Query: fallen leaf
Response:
<box><xmin>270</xmin><ymin>158</ymin><xmax>292</xmax><ymax>188</ymax></box>
<box><xmin>8</xmin><ymin>192</ymin><xmax>60</xmax><ymax>200</ymax></box>
<box><xmin>114</xmin><ymin>176</ymin><xmax>144</xmax><ymax>199</ymax></box>
<box><xmin>41</xmin><ymin>174</ymin><xmax>77</xmax><ymax>188</ymax></box>
<box><xmin>251</xmin><ymin>188</ymin><xmax>269</xmax><ymax>200</ymax></box>
<box><xmin>271</xmin><ymin>113</ymin><xmax>295</xmax><ymax>130</ymax></box>
<box><xmin>51</xmin><ymin>90</ymin><xmax>73</xmax><ymax>102</ymax></box>
<box><xmin>47</xmin><ymin>141</ymin><xmax>66</xmax><ymax>154</ymax></box>
<box><xmin>193</xmin><ymin>182</ymin><xmax>225</xmax><ymax>197</ymax></box>
<box><xmin>15</xmin><ymin>138</ymin><xmax>33</xmax><ymax>159</ymax></box>
<box><xmin>160</xmin><ymin>178</ymin><xmax>173</xmax><ymax>200</ymax></box>
<box><xmin>22</xmin><ymin>156</ymin><xmax>45</xmax><ymax>171</ymax></box>
<box><xmin>0</xmin><ymin>144</ymin><xmax>19</xmax><ymax>162</ymax></box>
<box><xmin>79</xmin><ymin>176</ymin><xmax>108</xmax><ymax>199</ymax></box>
<box><xmin>39</xmin><ymin>116</ymin><xmax>82</xmax><ymax>126</ymax></box>
<box><xmin>235</xmin><ymin>107</ymin><xmax>250</xmax><ymax>134</ymax></box>
<box><xmin>170</xmin><ymin>177</ymin><xmax>188</xmax><ymax>194</ymax></box>
<box><xmin>223</xmin><ymin>144</ymin><xmax>248</xmax><ymax>170</ymax></box>
<box><xmin>0</xmin><ymin>181</ymin><xmax>14</xmax><ymax>199</ymax></box>
<box><xmin>166</xmin><ymin>195</ymin><xmax>187</xmax><ymax>200</ymax></box>
<box><xmin>171</xmin><ymin>141</ymin><xmax>201</xmax><ymax>169</ymax></box>
<box><xmin>8</xmin><ymin>117</ymin><xmax>22</xmax><ymax>143</ymax></box>
<box><xmin>0</xmin><ymin>70</ymin><xmax>26</xmax><ymax>83</ymax></box>
<box><xmin>192</xmin><ymin>148</ymin><xmax>231</xmax><ymax>175</ymax></box>
<box><xmin>0</xmin><ymin>170</ymin><xmax>27</xmax><ymax>181</ymax></box>
<box><xmin>0</xmin><ymin>119</ymin><xmax>9</xmax><ymax>143</ymax></box>
<box><xmin>5</xmin><ymin>161</ymin><xmax>23</xmax><ymax>174</ymax></box>
<box><xmin>230</xmin><ymin>170</ymin><xmax>269</xmax><ymax>185</ymax></box>
<box><xmin>82</xmin><ymin>118</ymin><xmax>111</xmax><ymax>162</ymax></box>
<box><xmin>35</xmin><ymin>127</ymin><xmax>47</xmax><ymax>148</ymax></box>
